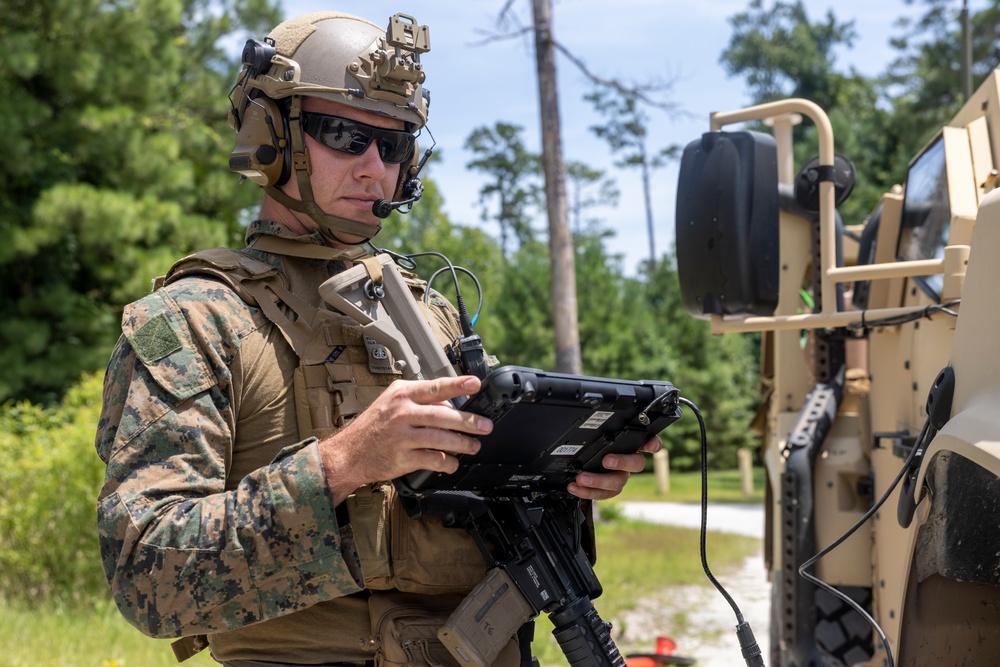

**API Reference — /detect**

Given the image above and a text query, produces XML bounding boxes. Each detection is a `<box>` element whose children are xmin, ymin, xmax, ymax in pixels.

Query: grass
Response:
<box><xmin>615</xmin><ymin>466</ymin><xmax>766</xmax><ymax>504</ymax></box>
<box><xmin>0</xmin><ymin>596</ymin><xmax>218</xmax><ymax>667</ymax></box>
<box><xmin>0</xmin><ymin>471</ymin><xmax>764</xmax><ymax>667</ymax></box>
<box><xmin>531</xmin><ymin>518</ymin><xmax>760</xmax><ymax>665</ymax></box>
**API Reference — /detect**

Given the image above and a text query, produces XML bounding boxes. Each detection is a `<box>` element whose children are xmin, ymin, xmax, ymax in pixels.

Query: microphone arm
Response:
<box><xmin>372</xmin><ymin>142</ymin><xmax>434</xmax><ymax>219</ymax></box>
<box><xmin>372</xmin><ymin>194</ymin><xmax>419</xmax><ymax>219</ymax></box>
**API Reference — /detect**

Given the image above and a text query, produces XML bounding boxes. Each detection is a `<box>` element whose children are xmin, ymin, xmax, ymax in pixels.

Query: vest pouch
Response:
<box><xmin>347</xmin><ymin>483</ymin><xmax>394</xmax><ymax>590</ymax></box>
<box><xmin>369</xmin><ymin>591</ymin><xmax>521</xmax><ymax>667</ymax></box>
<box><xmin>386</xmin><ymin>485</ymin><xmax>487</xmax><ymax>595</ymax></box>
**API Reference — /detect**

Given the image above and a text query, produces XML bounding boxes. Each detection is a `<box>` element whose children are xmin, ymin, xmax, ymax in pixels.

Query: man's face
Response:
<box><xmin>278</xmin><ymin>97</ymin><xmax>405</xmax><ymax>241</ymax></box>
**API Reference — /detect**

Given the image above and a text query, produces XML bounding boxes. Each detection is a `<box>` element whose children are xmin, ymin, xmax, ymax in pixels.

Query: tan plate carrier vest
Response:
<box><xmin>163</xmin><ymin>245</ymin><xmax>491</xmax><ymax>663</ymax></box>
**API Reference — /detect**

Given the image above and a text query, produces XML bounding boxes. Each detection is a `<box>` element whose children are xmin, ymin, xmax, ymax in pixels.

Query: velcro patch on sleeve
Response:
<box><xmin>128</xmin><ymin>313</ymin><xmax>183</xmax><ymax>365</ymax></box>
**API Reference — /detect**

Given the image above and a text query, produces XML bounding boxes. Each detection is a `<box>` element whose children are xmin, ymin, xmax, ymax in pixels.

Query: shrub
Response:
<box><xmin>0</xmin><ymin>373</ymin><xmax>108</xmax><ymax>602</ymax></box>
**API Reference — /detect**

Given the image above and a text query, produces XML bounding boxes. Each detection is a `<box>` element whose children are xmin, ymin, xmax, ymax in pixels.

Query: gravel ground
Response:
<box><xmin>613</xmin><ymin>503</ymin><xmax>772</xmax><ymax>667</ymax></box>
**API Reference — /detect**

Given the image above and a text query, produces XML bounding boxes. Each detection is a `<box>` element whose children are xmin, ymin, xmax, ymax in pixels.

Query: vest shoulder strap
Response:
<box><xmin>159</xmin><ymin>248</ymin><xmax>283</xmax><ymax>307</ymax></box>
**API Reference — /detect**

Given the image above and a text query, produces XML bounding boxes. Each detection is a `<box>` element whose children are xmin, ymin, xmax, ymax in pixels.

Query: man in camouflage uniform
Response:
<box><xmin>95</xmin><ymin>10</ymin><xmax>660</xmax><ymax>667</ymax></box>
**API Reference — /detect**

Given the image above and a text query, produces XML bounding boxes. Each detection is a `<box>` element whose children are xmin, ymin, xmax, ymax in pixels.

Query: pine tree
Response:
<box><xmin>0</xmin><ymin>0</ymin><xmax>279</xmax><ymax>402</ymax></box>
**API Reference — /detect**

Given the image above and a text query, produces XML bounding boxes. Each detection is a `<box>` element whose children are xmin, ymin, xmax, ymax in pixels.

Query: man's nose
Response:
<box><xmin>353</xmin><ymin>140</ymin><xmax>388</xmax><ymax>178</ymax></box>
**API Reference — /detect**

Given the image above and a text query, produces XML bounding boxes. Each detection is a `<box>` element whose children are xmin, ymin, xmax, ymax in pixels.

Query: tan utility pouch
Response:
<box><xmin>369</xmin><ymin>591</ymin><xmax>520</xmax><ymax>667</ymax></box>
<box><xmin>347</xmin><ymin>483</ymin><xmax>394</xmax><ymax>590</ymax></box>
<box><xmin>348</xmin><ymin>483</ymin><xmax>488</xmax><ymax>594</ymax></box>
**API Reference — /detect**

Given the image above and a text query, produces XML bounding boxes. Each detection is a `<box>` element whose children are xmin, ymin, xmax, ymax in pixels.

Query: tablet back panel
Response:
<box><xmin>396</xmin><ymin>366</ymin><xmax>681</xmax><ymax>497</ymax></box>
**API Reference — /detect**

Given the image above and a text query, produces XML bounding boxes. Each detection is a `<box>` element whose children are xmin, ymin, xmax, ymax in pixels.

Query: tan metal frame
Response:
<box><xmin>706</xmin><ymin>99</ymin><xmax>971</xmax><ymax>334</ymax></box>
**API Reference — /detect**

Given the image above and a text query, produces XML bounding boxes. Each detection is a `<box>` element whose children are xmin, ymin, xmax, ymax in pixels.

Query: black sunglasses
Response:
<box><xmin>300</xmin><ymin>112</ymin><xmax>415</xmax><ymax>164</ymax></box>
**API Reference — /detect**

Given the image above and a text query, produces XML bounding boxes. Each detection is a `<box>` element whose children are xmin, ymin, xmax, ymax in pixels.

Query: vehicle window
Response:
<box><xmin>897</xmin><ymin>135</ymin><xmax>950</xmax><ymax>299</ymax></box>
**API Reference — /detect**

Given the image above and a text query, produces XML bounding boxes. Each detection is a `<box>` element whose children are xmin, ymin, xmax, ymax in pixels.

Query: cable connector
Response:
<box><xmin>445</xmin><ymin>296</ymin><xmax>490</xmax><ymax>381</ymax></box>
<box><xmin>448</xmin><ymin>331</ymin><xmax>490</xmax><ymax>380</ymax></box>
<box><xmin>735</xmin><ymin>620</ymin><xmax>764</xmax><ymax>667</ymax></box>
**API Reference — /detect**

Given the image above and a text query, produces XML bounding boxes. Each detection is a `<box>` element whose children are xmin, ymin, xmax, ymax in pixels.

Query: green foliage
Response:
<box><xmin>0</xmin><ymin>0</ymin><xmax>280</xmax><ymax>403</ymax></box>
<box><xmin>465</xmin><ymin>122</ymin><xmax>544</xmax><ymax>255</ymax></box>
<box><xmin>721</xmin><ymin>0</ymin><xmax>859</xmax><ymax>109</ymax></box>
<box><xmin>565</xmin><ymin>161</ymin><xmax>620</xmax><ymax>234</ymax></box>
<box><xmin>586</xmin><ymin>87</ymin><xmax>679</xmax><ymax>171</ymax></box>
<box><xmin>0</xmin><ymin>373</ymin><xmax>107</xmax><ymax>602</ymax></box>
<box><xmin>720</xmin><ymin>0</ymin><xmax>895</xmax><ymax>225</ymax></box>
<box><xmin>0</xmin><ymin>596</ymin><xmax>218</xmax><ymax>667</ymax></box>
<box><xmin>886</xmin><ymin>0</ymin><xmax>1000</xmax><ymax>150</ymax></box>
<box><xmin>640</xmin><ymin>259</ymin><xmax>760</xmax><ymax>470</ymax></box>
<box><xmin>720</xmin><ymin>0</ymin><xmax>1000</xmax><ymax>227</ymax></box>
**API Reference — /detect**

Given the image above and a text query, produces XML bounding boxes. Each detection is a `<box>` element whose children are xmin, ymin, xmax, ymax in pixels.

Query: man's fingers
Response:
<box><xmin>404</xmin><ymin>375</ymin><xmax>482</xmax><ymax>405</ymax></box>
<box><xmin>404</xmin><ymin>403</ymin><xmax>492</xmax><ymax>435</ymax></box>
<box><xmin>409</xmin><ymin>448</ymin><xmax>461</xmax><ymax>475</ymax></box>
<box><xmin>602</xmin><ymin>452</ymin><xmax>648</xmax><ymax>474</ymax></box>
<box><xmin>568</xmin><ymin>470</ymin><xmax>630</xmax><ymax>500</ymax></box>
<box><xmin>638</xmin><ymin>435</ymin><xmax>663</xmax><ymax>454</ymax></box>
<box><xmin>404</xmin><ymin>435</ymin><xmax>482</xmax><ymax>474</ymax></box>
<box><xmin>392</xmin><ymin>376</ymin><xmax>492</xmax><ymax>435</ymax></box>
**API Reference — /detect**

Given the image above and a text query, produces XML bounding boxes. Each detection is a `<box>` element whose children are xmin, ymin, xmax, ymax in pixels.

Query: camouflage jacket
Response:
<box><xmin>94</xmin><ymin>219</ymin><xmax>493</xmax><ymax>664</ymax></box>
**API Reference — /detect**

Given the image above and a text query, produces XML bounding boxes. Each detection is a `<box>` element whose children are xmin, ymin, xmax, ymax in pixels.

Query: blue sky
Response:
<box><xmin>273</xmin><ymin>0</ymin><xmax>978</xmax><ymax>274</ymax></box>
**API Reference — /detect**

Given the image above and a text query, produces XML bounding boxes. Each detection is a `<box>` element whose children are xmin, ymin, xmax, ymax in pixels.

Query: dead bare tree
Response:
<box><xmin>476</xmin><ymin>1</ymin><xmax>681</xmax><ymax>372</ymax></box>
<box><xmin>530</xmin><ymin>0</ymin><xmax>580</xmax><ymax>374</ymax></box>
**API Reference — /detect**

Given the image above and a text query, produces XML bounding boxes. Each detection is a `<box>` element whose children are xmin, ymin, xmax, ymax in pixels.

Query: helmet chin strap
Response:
<box><xmin>264</xmin><ymin>96</ymin><xmax>383</xmax><ymax>245</ymax></box>
<box><xmin>263</xmin><ymin>184</ymin><xmax>381</xmax><ymax>244</ymax></box>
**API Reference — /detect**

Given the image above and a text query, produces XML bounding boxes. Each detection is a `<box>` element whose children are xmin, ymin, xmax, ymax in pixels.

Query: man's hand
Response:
<box><xmin>567</xmin><ymin>435</ymin><xmax>663</xmax><ymax>501</ymax></box>
<box><xmin>319</xmin><ymin>375</ymin><xmax>492</xmax><ymax>504</ymax></box>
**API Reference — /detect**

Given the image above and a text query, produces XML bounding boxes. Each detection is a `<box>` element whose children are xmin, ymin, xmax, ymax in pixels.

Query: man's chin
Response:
<box><xmin>319</xmin><ymin>225</ymin><xmax>377</xmax><ymax>248</ymax></box>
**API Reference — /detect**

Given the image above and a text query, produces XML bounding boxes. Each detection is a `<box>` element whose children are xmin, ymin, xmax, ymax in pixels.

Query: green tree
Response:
<box><xmin>0</xmin><ymin>0</ymin><xmax>279</xmax><ymax>403</ymax></box>
<box><xmin>565</xmin><ymin>161</ymin><xmax>619</xmax><ymax>235</ymax></box>
<box><xmin>886</xmin><ymin>0</ymin><xmax>1000</xmax><ymax>152</ymax></box>
<box><xmin>720</xmin><ymin>0</ymin><xmax>895</xmax><ymax>225</ymax></box>
<box><xmin>585</xmin><ymin>87</ymin><xmax>678</xmax><ymax>271</ymax></box>
<box><xmin>721</xmin><ymin>0</ymin><xmax>859</xmax><ymax>108</ymax></box>
<box><xmin>465</xmin><ymin>122</ymin><xmax>543</xmax><ymax>257</ymax></box>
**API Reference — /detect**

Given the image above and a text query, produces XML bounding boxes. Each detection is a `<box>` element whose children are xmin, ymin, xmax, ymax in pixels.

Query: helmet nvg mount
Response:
<box><xmin>228</xmin><ymin>12</ymin><xmax>431</xmax><ymax>243</ymax></box>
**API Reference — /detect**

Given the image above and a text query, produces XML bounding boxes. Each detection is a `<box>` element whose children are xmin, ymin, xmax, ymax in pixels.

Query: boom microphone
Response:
<box><xmin>372</xmin><ymin>197</ymin><xmax>418</xmax><ymax>219</ymax></box>
<box><xmin>372</xmin><ymin>176</ymin><xmax>425</xmax><ymax>219</ymax></box>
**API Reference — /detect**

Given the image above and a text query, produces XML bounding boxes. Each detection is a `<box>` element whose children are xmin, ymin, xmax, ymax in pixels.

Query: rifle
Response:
<box><xmin>401</xmin><ymin>491</ymin><xmax>626</xmax><ymax>667</ymax></box>
<box><xmin>321</xmin><ymin>254</ymin><xmax>649</xmax><ymax>667</ymax></box>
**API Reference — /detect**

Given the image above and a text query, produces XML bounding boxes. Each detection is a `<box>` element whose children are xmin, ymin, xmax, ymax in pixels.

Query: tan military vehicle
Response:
<box><xmin>674</xmin><ymin>67</ymin><xmax>1000</xmax><ymax>666</ymax></box>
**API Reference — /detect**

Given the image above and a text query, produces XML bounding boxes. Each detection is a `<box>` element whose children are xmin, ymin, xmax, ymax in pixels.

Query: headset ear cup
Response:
<box><xmin>393</xmin><ymin>139</ymin><xmax>420</xmax><ymax>199</ymax></box>
<box><xmin>228</xmin><ymin>95</ymin><xmax>290</xmax><ymax>186</ymax></box>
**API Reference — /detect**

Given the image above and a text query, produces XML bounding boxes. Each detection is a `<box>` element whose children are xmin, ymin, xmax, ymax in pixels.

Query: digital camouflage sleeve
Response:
<box><xmin>95</xmin><ymin>276</ymin><xmax>364</xmax><ymax>638</ymax></box>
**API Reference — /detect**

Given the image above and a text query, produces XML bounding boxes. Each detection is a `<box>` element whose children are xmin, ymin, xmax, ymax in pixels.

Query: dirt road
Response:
<box><xmin>614</xmin><ymin>502</ymin><xmax>771</xmax><ymax>667</ymax></box>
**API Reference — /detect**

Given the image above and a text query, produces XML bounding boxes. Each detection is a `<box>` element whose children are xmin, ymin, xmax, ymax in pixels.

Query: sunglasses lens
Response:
<box><xmin>377</xmin><ymin>137</ymin><xmax>414</xmax><ymax>164</ymax></box>
<box><xmin>303</xmin><ymin>113</ymin><xmax>414</xmax><ymax>164</ymax></box>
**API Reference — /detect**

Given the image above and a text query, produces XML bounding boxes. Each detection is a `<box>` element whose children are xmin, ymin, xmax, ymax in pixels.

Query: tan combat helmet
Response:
<box><xmin>228</xmin><ymin>11</ymin><xmax>431</xmax><ymax>242</ymax></box>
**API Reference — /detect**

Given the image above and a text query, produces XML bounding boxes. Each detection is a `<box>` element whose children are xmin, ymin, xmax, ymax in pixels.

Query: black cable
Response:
<box><xmin>427</xmin><ymin>265</ymin><xmax>484</xmax><ymax>325</ymax></box>
<box><xmin>399</xmin><ymin>250</ymin><xmax>482</xmax><ymax>335</ymax></box>
<box><xmin>367</xmin><ymin>245</ymin><xmax>474</xmax><ymax>314</ymax></box>
<box><xmin>369</xmin><ymin>245</ymin><xmax>489</xmax><ymax>378</ymax></box>
<box><xmin>679</xmin><ymin>396</ymin><xmax>764</xmax><ymax>667</ymax></box>
<box><xmin>796</xmin><ymin>421</ymin><xmax>928</xmax><ymax>667</ymax></box>
<box><xmin>847</xmin><ymin>300</ymin><xmax>960</xmax><ymax>333</ymax></box>
<box><xmin>365</xmin><ymin>244</ymin><xmax>417</xmax><ymax>271</ymax></box>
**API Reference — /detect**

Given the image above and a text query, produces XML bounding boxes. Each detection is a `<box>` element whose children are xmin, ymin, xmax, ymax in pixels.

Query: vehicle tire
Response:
<box><xmin>814</xmin><ymin>586</ymin><xmax>873</xmax><ymax>667</ymax></box>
